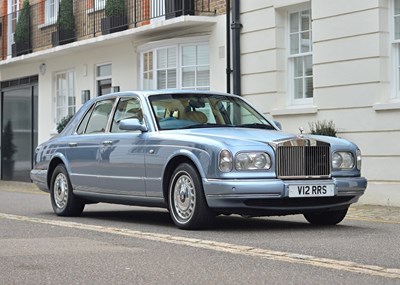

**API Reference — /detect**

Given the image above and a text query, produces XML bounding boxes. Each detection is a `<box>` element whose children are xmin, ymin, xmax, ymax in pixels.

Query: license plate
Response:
<box><xmin>288</xmin><ymin>184</ymin><xmax>335</xmax><ymax>198</ymax></box>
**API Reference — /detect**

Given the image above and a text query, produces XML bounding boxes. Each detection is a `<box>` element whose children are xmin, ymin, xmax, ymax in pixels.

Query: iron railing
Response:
<box><xmin>0</xmin><ymin>0</ymin><xmax>215</xmax><ymax>60</ymax></box>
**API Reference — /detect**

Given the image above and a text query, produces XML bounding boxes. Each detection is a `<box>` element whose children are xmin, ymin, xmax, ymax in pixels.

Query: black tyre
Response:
<box><xmin>50</xmin><ymin>164</ymin><xmax>85</xmax><ymax>216</ymax></box>
<box><xmin>168</xmin><ymin>163</ymin><xmax>214</xmax><ymax>230</ymax></box>
<box><xmin>304</xmin><ymin>207</ymin><xmax>348</xmax><ymax>225</ymax></box>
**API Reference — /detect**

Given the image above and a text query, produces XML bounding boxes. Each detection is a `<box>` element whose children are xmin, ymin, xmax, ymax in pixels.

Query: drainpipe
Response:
<box><xmin>231</xmin><ymin>0</ymin><xmax>242</xmax><ymax>96</ymax></box>
<box><xmin>226</xmin><ymin>0</ymin><xmax>231</xmax><ymax>93</ymax></box>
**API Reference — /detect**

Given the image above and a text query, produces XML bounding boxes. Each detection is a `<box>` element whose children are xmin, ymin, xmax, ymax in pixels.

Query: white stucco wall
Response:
<box><xmin>240</xmin><ymin>0</ymin><xmax>400</xmax><ymax>206</ymax></box>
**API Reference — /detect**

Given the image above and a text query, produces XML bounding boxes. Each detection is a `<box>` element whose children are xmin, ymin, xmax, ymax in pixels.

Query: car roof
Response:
<box><xmin>95</xmin><ymin>90</ymin><xmax>240</xmax><ymax>101</ymax></box>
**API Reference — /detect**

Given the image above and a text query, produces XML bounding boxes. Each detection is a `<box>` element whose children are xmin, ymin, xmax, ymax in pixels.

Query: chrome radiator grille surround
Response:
<box><xmin>275</xmin><ymin>139</ymin><xmax>331</xmax><ymax>179</ymax></box>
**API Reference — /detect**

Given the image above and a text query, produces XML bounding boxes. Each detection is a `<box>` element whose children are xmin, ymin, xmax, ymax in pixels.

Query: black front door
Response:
<box><xmin>1</xmin><ymin>79</ymin><xmax>38</xmax><ymax>182</ymax></box>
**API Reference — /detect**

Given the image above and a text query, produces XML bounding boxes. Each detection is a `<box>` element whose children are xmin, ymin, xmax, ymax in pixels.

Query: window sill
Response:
<box><xmin>271</xmin><ymin>105</ymin><xmax>318</xmax><ymax>116</ymax></box>
<box><xmin>87</xmin><ymin>7</ymin><xmax>105</xmax><ymax>15</ymax></box>
<box><xmin>38</xmin><ymin>22</ymin><xmax>56</xmax><ymax>29</ymax></box>
<box><xmin>50</xmin><ymin>129</ymin><xmax>58</xmax><ymax>137</ymax></box>
<box><xmin>373</xmin><ymin>101</ymin><xmax>400</xmax><ymax>111</ymax></box>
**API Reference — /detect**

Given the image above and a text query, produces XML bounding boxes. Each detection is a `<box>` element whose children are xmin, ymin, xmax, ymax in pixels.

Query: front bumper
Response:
<box><xmin>203</xmin><ymin>177</ymin><xmax>367</xmax><ymax>215</ymax></box>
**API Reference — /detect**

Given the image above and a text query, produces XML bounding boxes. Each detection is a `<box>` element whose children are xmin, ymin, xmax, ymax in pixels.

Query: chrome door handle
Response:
<box><xmin>68</xmin><ymin>142</ymin><xmax>77</xmax><ymax>147</ymax></box>
<box><xmin>102</xmin><ymin>140</ymin><xmax>113</xmax><ymax>146</ymax></box>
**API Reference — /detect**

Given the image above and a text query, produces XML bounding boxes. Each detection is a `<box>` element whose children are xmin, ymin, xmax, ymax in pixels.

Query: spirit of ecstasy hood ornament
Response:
<box><xmin>298</xmin><ymin>127</ymin><xmax>304</xmax><ymax>138</ymax></box>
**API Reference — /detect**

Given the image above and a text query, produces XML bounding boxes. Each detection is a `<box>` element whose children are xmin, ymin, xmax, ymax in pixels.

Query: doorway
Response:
<box><xmin>1</xmin><ymin>76</ymin><xmax>38</xmax><ymax>182</ymax></box>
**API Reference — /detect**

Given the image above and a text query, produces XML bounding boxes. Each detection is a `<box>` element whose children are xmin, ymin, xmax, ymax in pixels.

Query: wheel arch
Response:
<box><xmin>47</xmin><ymin>155</ymin><xmax>69</xmax><ymax>189</ymax></box>
<box><xmin>162</xmin><ymin>154</ymin><xmax>205</xmax><ymax>205</ymax></box>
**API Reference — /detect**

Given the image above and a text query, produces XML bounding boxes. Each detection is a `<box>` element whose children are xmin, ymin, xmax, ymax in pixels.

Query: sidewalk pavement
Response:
<box><xmin>0</xmin><ymin>181</ymin><xmax>399</xmax><ymax>223</ymax></box>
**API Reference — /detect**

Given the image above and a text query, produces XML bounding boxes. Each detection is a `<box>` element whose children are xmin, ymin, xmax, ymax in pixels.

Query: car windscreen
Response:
<box><xmin>148</xmin><ymin>93</ymin><xmax>275</xmax><ymax>131</ymax></box>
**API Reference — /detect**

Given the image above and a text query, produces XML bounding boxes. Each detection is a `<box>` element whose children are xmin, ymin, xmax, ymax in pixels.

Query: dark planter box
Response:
<box><xmin>11</xmin><ymin>41</ymin><xmax>31</xmax><ymax>57</ymax></box>
<box><xmin>165</xmin><ymin>0</ymin><xmax>195</xmax><ymax>19</ymax></box>
<box><xmin>101</xmin><ymin>16</ymin><xmax>128</xmax><ymax>35</ymax></box>
<box><xmin>51</xmin><ymin>30</ymin><xmax>76</xmax><ymax>47</ymax></box>
<box><xmin>2</xmin><ymin>160</ymin><xmax>14</xmax><ymax>180</ymax></box>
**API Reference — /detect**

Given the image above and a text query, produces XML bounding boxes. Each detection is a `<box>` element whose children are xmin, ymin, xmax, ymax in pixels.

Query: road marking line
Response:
<box><xmin>0</xmin><ymin>188</ymin><xmax>46</xmax><ymax>195</ymax></box>
<box><xmin>347</xmin><ymin>216</ymin><xmax>400</xmax><ymax>224</ymax></box>
<box><xmin>1</xmin><ymin>213</ymin><xmax>400</xmax><ymax>280</ymax></box>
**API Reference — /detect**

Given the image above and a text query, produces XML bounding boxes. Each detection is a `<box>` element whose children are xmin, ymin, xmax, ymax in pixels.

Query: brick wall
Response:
<box><xmin>211</xmin><ymin>0</ymin><xmax>229</xmax><ymax>15</ymax></box>
<box><xmin>1</xmin><ymin>0</ymin><xmax>7</xmax><ymax>59</ymax></box>
<box><xmin>1</xmin><ymin>0</ymin><xmax>224</xmax><ymax>60</ymax></box>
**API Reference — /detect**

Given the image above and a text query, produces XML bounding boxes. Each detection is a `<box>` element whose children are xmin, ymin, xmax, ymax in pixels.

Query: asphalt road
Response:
<box><xmin>0</xmin><ymin>183</ymin><xmax>399</xmax><ymax>285</ymax></box>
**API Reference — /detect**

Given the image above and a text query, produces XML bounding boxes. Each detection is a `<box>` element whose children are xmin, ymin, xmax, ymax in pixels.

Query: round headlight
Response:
<box><xmin>332</xmin><ymin>152</ymin><xmax>343</xmax><ymax>169</ymax></box>
<box><xmin>236</xmin><ymin>153</ymin><xmax>251</xmax><ymax>170</ymax></box>
<box><xmin>254</xmin><ymin>154</ymin><xmax>268</xmax><ymax>169</ymax></box>
<box><xmin>341</xmin><ymin>152</ymin><xmax>354</xmax><ymax>169</ymax></box>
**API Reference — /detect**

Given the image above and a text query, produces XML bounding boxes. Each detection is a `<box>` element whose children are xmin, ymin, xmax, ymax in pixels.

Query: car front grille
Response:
<box><xmin>276</xmin><ymin>143</ymin><xmax>331</xmax><ymax>179</ymax></box>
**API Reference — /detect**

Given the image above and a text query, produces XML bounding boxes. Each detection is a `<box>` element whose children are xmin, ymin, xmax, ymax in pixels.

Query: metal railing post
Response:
<box><xmin>134</xmin><ymin>0</ymin><xmax>137</xmax><ymax>27</ymax></box>
<box><xmin>93</xmin><ymin>0</ymin><xmax>96</xmax><ymax>37</ymax></box>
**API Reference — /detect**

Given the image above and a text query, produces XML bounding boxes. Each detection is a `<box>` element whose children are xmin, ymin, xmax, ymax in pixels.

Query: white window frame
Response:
<box><xmin>95</xmin><ymin>0</ymin><xmax>106</xmax><ymax>10</ymax></box>
<box><xmin>138</xmin><ymin>37</ymin><xmax>210</xmax><ymax>91</ymax></box>
<box><xmin>142</xmin><ymin>50</ymin><xmax>154</xmax><ymax>90</ymax></box>
<box><xmin>96</xmin><ymin>63</ymin><xmax>112</xmax><ymax>96</ymax></box>
<box><xmin>391</xmin><ymin>0</ymin><xmax>400</xmax><ymax>99</ymax></box>
<box><xmin>45</xmin><ymin>0</ymin><xmax>59</xmax><ymax>25</ymax></box>
<box><xmin>7</xmin><ymin>0</ymin><xmax>20</xmax><ymax>56</ymax></box>
<box><xmin>180</xmin><ymin>43</ymin><xmax>210</xmax><ymax>90</ymax></box>
<box><xmin>287</xmin><ymin>7</ymin><xmax>313</xmax><ymax>105</ymax></box>
<box><xmin>154</xmin><ymin>46</ymin><xmax>178</xmax><ymax>90</ymax></box>
<box><xmin>54</xmin><ymin>70</ymin><xmax>76</xmax><ymax>125</ymax></box>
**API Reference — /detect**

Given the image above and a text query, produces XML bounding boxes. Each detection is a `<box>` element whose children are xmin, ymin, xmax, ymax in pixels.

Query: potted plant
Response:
<box><xmin>2</xmin><ymin>121</ymin><xmax>17</xmax><ymax>180</ymax></box>
<box><xmin>56</xmin><ymin>114</ymin><xmax>73</xmax><ymax>133</ymax></box>
<box><xmin>101</xmin><ymin>0</ymin><xmax>127</xmax><ymax>35</ymax></box>
<box><xmin>52</xmin><ymin>0</ymin><xmax>76</xmax><ymax>47</ymax></box>
<box><xmin>308</xmin><ymin>120</ymin><xmax>337</xmax><ymax>137</ymax></box>
<box><xmin>12</xmin><ymin>0</ymin><xmax>31</xmax><ymax>57</ymax></box>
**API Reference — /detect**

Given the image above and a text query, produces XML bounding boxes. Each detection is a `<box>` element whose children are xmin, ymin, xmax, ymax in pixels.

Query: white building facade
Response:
<box><xmin>0</xmin><ymin>0</ymin><xmax>399</xmax><ymax>205</ymax></box>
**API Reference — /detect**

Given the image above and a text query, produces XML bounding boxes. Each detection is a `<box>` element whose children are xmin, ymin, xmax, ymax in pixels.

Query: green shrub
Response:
<box><xmin>14</xmin><ymin>0</ymin><xmax>30</xmax><ymax>43</ymax></box>
<box><xmin>308</xmin><ymin>120</ymin><xmax>337</xmax><ymax>137</ymax></box>
<box><xmin>105</xmin><ymin>0</ymin><xmax>125</xmax><ymax>17</ymax></box>
<box><xmin>57</xmin><ymin>115</ymin><xmax>73</xmax><ymax>133</ymax></box>
<box><xmin>57</xmin><ymin>0</ymin><xmax>75</xmax><ymax>31</ymax></box>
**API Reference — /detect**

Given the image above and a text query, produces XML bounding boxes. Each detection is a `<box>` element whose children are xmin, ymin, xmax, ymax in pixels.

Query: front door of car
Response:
<box><xmin>95</xmin><ymin>97</ymin><xmax>146</xmax><ymax>196</ymax></box>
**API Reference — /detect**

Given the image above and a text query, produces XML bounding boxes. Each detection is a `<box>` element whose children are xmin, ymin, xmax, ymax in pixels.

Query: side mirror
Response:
<box><xmin>119</xmin><ymin>118</ymin><xmax>148</xmax><ymax>132</ymax></box>
<box><xmin>273</xmin><ymin>120</ymin><xmax>282</xmax><ymax>130</ymax></box>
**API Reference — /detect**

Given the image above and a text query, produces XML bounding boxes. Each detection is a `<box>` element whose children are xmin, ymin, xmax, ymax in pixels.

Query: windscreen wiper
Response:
<box><xmin>237</xmin><ymin>123</ymin><xmax>275</xmax><ymax>130</ymax></box>
<box><xmin>178</xmin><ymin>123</ymin><xmax>235</xmax><ymax>130</ymax></box>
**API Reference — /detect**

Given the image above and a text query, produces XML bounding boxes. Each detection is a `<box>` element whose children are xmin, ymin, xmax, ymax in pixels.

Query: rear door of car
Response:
<box><xmin>66</xmin><ymin>98</ymin><xmax>115</xmax><ymax>192</ymax></box>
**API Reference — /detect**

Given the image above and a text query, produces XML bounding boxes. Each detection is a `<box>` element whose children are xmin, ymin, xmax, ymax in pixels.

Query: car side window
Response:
<box><xmin>111</xmin><ymin>97</ymin><xmax>143</xmax><ymax>133</ymax></box>
<box><xmin>76</xmin><ymin>105</ymin><xmax>94</xmax><ymax>135</ymax></box>
<box><xmin>84</xmin><ymin>99</ymin><xmax>115</xmax><ymax>134</ymax></box>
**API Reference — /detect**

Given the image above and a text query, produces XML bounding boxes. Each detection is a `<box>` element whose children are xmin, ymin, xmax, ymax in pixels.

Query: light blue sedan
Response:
<box><xmin>31</xmin><ymin>91</ymin><xmax>367</xmax><ymax>229</ymax></box>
